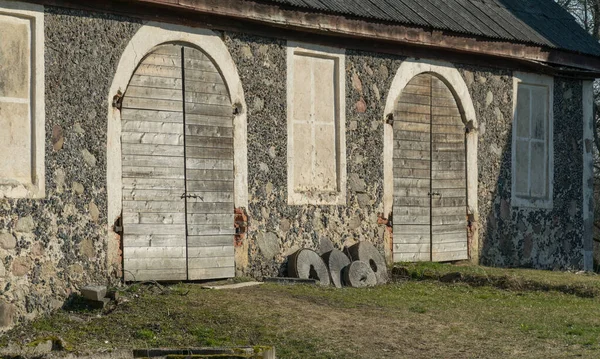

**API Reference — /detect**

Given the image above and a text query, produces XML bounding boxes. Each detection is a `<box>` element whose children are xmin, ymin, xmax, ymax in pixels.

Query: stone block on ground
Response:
<box><xmin>81</xmin><ymin>285</ymin><xmax>107</xmax><ymax>301</ymax></box>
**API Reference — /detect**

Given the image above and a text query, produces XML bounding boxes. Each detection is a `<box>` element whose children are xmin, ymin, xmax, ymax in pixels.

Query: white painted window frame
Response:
<box><xmin>286</xmin><ymin>41</ymin><xmax>347</xmax><ymax>206</ymax></box>
<box><xmin>511</xmin><ymin>71</ymin><xmax>554</xmax><ymax>209</ymax></box>
<box><xmin>0</xmin><ymin>1</ymin><xmax>44</xmax><ymax>199</ymax></box>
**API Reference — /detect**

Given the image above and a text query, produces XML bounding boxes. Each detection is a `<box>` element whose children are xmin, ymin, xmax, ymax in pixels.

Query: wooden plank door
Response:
<box><xmin>392</xmin><ymin>73</ymin><xmax>468</xmax><ymax>263</ymax></box>
<box><xmin>430</xmin><ymin>77</ymin><xmax>468</xmax><ymax>262</ymax></box>
<box><xmin>183</xmin><ymin>47</ymin><xmax>235</xmax><ymax>280</ymax></box>
<box><xmin>392</xmin><ymin>74</ymin><xmax>432</xmax><ymax>262</ymax></box>
<box><xmin>121</xmin><ymin>45</ymin><xmax>236</xmax><ymax>281</ymax></box>
<box><xmin>121</xmin><ymin>45</ymin><xmax>187</xmax><ymax>281</ymax></box>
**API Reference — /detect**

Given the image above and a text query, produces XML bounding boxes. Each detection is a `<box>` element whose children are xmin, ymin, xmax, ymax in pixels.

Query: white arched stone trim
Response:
<box><xmin>106</xmin><ymin>22</ymin><xmax>248</xmax><ymax>274</ymax></box>
<box><xmin>383</xmin><ymin>58</ymin><xmax>479</xmax><ymax>262</ymax></box>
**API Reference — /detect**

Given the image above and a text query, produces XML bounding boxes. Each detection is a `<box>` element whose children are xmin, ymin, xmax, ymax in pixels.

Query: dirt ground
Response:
<box><xmin>2</xmin><ymin>265</ymin><xmax>600</xmax><ymax>358</ymax></box>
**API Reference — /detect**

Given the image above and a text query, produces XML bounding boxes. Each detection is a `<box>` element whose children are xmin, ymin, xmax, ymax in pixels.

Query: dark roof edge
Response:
<box><xmin>32</xmin><ymin>0</ymin><xmax>600</xmax><ymax>75</ymax></box>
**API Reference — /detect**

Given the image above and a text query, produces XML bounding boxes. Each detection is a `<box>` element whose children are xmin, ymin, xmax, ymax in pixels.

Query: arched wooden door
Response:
<box><xmin>121</xmin><ymin>44</ymin><xmax>235</xmax><ymax>281</ymax></box>
<box><xmin>392</xmin><ymin>73</ymin><xmax>468</xmax><ymax>262</ymax></box>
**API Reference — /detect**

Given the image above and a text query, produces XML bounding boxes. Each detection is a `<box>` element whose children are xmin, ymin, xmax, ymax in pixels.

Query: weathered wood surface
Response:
<box><xmin>184</xmin><ymin>47</ymin><xmax>234</xmax><ymax>281</ymax></box>
<box><xmin>122</xmin><ymin>44</ymin><xmax>188</xmax><ymax>282</ymax></box>
<box><xmin>393</xmin><ymin>74</ymin><xmax>432</xmax><ymax>262</ymax></box>
<box><xmin>430</xmin><ymin>76</ymin><xmax>468</xmax><ymax>262</ymax></box>
<box><xmin>188</xmin><ymin>267</ymin><xmax>235</xmax><ymax>279</ymax></box>
<box><xmin>393</xmin><ymin>74</ymin><xmax>468</xmax><ymax>263</ymax></box>
<box><xmin>121</xmin><ymin>45</ymin><xmax>239</xmax><ymax>282</ymax></box>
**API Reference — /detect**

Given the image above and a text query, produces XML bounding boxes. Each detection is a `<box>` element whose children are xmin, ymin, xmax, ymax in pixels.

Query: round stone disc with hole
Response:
<box><xmin>321</xmin><ymin>249</ymin><xmax>351</xmax><ymax>288</ymax></box>
<box><xmin>287</xmin><ymin>249</ymin><xmax>331</xmax><ymax>286</ymax></box>
<box><xmin>347</xmin><ymin>241</ymin><xmax>388</xmax><ymax>284</ymax></box>
<box><xmin>343</xmin><ymin>261</ymin><xmax>377</xmax><ymax>288</ymax></box>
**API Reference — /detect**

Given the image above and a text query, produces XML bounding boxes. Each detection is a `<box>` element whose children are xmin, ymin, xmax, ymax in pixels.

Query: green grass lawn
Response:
<box><xmin>2</xmin><ymin>264</ymin><xmax>600</xmax><ymax>358</ymax></box>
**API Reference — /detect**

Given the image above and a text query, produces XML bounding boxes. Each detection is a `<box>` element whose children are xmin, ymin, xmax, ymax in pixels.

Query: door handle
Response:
<box><xmin>428</xmin><ymin>192</ymin><xmax>441</xmax><ymax>197</ymax></box>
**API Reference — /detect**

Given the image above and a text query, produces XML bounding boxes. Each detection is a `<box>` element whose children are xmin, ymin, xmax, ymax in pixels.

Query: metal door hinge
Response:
<box><xmin>385</xmin><ymin>113</ymin><xmax>394</xmax><ymax>126</ymax></box>
<box><xmin>233</xmin><ymin>103</ymin><xmax>242</xmax><ymax>115</ymax></box>
<box><xmin>113</xmin><ymin>215</ymin><xmax>123</xmax><ymax>235</ymax></box>
<box><xmin>112</xmin><ymin>91</ymin><xmax>124</xmax><ymax>111</ymax></box>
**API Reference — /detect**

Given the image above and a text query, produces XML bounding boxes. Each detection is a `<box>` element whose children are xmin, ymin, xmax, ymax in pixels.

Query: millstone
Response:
<box><xmin>287</xmin><ymin>249</ymin><xmax>331</xmax><ymax>286</ymax></box>
<box><xmin>343</xmin><ymin>261</ymin><xmax>377</xmax><ymax>288</ymax></box>
<box><xmin>318</xmin><ymin>237</ymin><xmax>335</xmax><ymax>255</ymax></box>
<box><xmin>347</xmin><ymin>241</ymin><xmax>388</xmax><ymax>284</ymax></box>
<box><xmin>321</xmin><ymin>249</ymin><xmax>351</xmax><ymax>288</ymax></box>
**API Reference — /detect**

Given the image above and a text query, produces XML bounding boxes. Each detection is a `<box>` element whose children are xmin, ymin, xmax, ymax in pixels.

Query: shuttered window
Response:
<box><xmin>512</xmin><ymin>72</ymin><xmax>553</xmax><ymax>208</ymax></box>
<box><xmin>286</xmin><ymin>42</ymin><xmax>346</xmax><ymax>205</ymax></box>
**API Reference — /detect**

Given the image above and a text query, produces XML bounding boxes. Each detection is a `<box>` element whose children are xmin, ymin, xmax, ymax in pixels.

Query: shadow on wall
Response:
<box><xmin>477</xmin><ymin>74</ymin><xmax>584</xmax><ymax>270</ymax></box>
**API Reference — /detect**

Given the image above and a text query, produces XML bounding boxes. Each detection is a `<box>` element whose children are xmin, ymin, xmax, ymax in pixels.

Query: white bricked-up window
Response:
<box><xmin>0</xmin><ymin>1</ymin><xmax>44</xmax><ymax>198</ymax></box>
<box><xmin>512</xmin><ymin>72</ymin><xmax>553</xmax><ymax>208</ymax></box>
<box><xmin>286</xmin><ymin>42</ymin><xmax>346</xmax><ymax>205</ymax></box>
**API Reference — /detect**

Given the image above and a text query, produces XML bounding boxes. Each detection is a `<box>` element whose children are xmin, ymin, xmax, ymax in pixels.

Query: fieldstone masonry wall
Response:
<box><xmin>0</xmin><ymin>7</ymin><xmax>140</xmax><ymax>330</ymax></box>
<box><xmin>458</xmin><ymin>65</ymin><xmax>585</xmax><ymax>269</ymax></box>
<box><xmin>0</xmin><ymin>4</ymin><xmax>589</xmax><ymax>331</ymax></box>
<box><xmin>224</xmin><ymin>36</ymin><xmax>401</xmax><ymax>277</ymax></box>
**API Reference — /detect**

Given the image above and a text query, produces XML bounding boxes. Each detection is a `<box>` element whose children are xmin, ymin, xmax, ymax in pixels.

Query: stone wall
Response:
<box><xmin>457</xmin><ymin>65</ymin><xmax>585</xmax><ymax>269</ymax></box>
<box><xmin>0</xmin><ymin>7</ymin><xmax>140</xmax><ymax>330</ymax></box>
<box><xmin>0</xmin><ymin>4</ymin><xmax>589</xmax><ymax>331</ymax></box>
<box><xmin>223</xmin><ymin>35</ymin><xmax>402</xmax><ymax>277</ymax></box>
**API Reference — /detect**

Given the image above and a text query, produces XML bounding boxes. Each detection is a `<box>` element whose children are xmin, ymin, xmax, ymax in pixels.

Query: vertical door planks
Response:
<box><xmin>393</xmin><ymin>74</ymin><xmax>432</xmax><ymax>262</ymax></box>
<box><xmin>122</xmin><ymin>45</ymin><xmax>235</xmax><ymax>281</ymax></box>
<box><xmin>183</xmin><ymin>47</ymin><xmax>235</xmax><ymax>280</ymax></box>
<box><xmin>430</xmin><ymin>76</ymin><xmax>469</xmax><ymax>262</ymax></box>
<box><xmin>393</xmin><ymin>73</ymin><xmax>468</xmax><ymax>263</ymax></box>
<box><xmin>121</xmin><ymin>45</ymin><xmax>187</xmax><ymax>281</ymax></box>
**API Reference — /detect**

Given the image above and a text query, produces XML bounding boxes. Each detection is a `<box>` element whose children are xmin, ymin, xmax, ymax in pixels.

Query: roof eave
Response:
<box><xmin>31</xmin><ymin>0</ymin><xmax>600</xmax><ymax>76</ymax></box>
<box><xmin>126</xmin><ymin>0</ymin><xmax>600</xmax><ymax>75</ymax></box>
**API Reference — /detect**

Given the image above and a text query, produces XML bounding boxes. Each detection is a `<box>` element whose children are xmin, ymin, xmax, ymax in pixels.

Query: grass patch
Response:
<box><xmin>2</xmin><ymin>271</ymin><xmax>600</xmax><ymax>358</ymax></box>
<box><xmin>191</xmin><ymin>327</ymin><xmax>227</xmax><ymax>347</ymax></box>
<box><xmin>134</xmin><ymin>329</ymin><xmax>156</xmax><ymax>341</ymax></box>
<box><xmin>393</xmin><ymin>262</ymin><xmax>600</xmax><ymax>297</ymax></box>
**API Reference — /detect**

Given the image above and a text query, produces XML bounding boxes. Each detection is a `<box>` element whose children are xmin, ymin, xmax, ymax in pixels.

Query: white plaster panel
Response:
<box><xmin>292</xmin><ymin>123</ymin><xmax>313</xmax><ymax>190</ymax></box>
<box><xmin>314</xmin><ymin>123</ymin><xmax>337</xmax><ymax>192</ymax></box>
<box><xmin>286</xmin><ymin>41</ymin><xmax>346</xmax><ymax>205</ymax></box>
<box><xmin>0</xmin><ymin>1</ymin><xmax>45</xmax><ymax>199</ymax></box>
<box><xmin>0</xmin><ymin>14</ymin><xmax>29</xmax><ymax>98</ymax></box>
<box><xmin>0</xmin><ymin>102</ymin><xmax>30</xmax><ymax>182</ymax></box>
